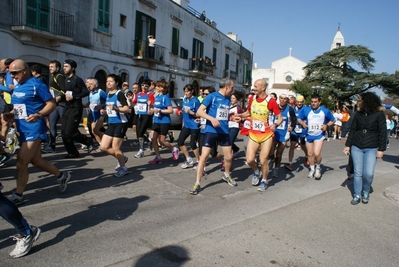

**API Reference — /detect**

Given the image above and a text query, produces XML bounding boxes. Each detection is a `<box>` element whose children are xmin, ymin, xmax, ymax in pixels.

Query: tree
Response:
<box><xmin>302</xmin><ymin>45</ymin><xmax>399</xmax><ymax>102</ymax></box>
<box><xmin>290</xmin><ymin>80</ymin><xmax>335</xmax><ymax>110</ymax></box>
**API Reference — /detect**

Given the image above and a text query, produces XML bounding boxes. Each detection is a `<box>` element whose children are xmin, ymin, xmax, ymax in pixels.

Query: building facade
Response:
<box><xmin>0</xmin><ymin>0</ymin><xmax>252</xmax><ymax>98</ymax></box>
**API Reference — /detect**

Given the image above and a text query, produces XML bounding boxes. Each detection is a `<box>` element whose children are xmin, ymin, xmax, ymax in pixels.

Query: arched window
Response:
<box><xmin>95</xmin><ymin>69</ymin><xmax>107</xmax><ymax>92</ymax></box>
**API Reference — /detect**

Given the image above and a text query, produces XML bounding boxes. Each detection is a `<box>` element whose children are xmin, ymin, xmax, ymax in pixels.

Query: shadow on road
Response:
<box><xmin>133</xmin><ymin>245</ymin><xmax>190</xmax><ymax>267</ymax></box>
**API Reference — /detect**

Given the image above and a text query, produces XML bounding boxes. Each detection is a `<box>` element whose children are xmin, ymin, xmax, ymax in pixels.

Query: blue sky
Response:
<box><xmin>188</xmin><ymin>0</ymin><xmax>399</xmax><ymax>74</ymax></box>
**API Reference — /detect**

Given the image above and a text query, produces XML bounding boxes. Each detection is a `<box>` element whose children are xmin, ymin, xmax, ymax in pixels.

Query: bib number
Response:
<box><xmin>14</xmin><ymin>104</ymin><xmax>27</xmax><ymax>120</ymax></box>
<box><xmin>136</xmin><ymin>103</ymin><xmax>147</xmax><ymax>113</ymax></box>
<box><xmin>252</xmin><ymin>120</ymin><xmax>265</xmax><ymax>132</ymax></box>
<box><xmin>216</xmin><ymin>108</ymin><xmax>228</xmax><ymax>121</ymax></box>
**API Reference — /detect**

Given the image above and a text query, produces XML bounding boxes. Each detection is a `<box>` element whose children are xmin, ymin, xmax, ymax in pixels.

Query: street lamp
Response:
<box><xmin>311</xmin><ymin>85</ymin><xmax>325</xmax><ymax>94</ymax></box>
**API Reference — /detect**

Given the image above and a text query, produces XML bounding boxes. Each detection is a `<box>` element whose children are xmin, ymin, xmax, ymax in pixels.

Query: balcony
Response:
<box><xmin>133</xmin><ymin>39</ymin><xmax>165</xmax><ymax>64</ymax></box>
<box><xmin>11</xmin><ymin>0</ymin><xmax>74</xmax><ymax>43</ymax></box>
<box><xmin>188</xmin><ymin>58</ymin><xmax>215</xmax><ymax>78</ymax></box>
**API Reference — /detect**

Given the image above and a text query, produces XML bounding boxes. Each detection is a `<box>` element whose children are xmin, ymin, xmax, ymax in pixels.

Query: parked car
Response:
<box><xmin>170</xmin><ymin>98</ymin><xmax>183</xmax><ymax>129</ymax></box>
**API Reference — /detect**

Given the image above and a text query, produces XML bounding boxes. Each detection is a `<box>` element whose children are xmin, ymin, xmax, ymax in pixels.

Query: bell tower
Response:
<box><xmin>330</xmin><ymin>23</ymin><xmax>345</xmax><ymax>50</ymax></box>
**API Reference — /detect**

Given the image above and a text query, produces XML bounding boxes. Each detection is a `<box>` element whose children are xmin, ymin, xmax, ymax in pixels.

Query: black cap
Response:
<box><xmin>64</xmin><ymin>59</ymin><xmax>77</xmax><ymax>69</ymax></box>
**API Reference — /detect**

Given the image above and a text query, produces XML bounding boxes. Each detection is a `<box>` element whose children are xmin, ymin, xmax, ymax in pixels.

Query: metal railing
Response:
<box><xmin>189</xmin><ymin>58</ymin><xmax>214</xmax><ymax>76</ymax></box>
<box><xmin>186</xmin><ymin>6</ymin><xmax>217</xmax><ymax>28</ymax></box>
<box><xmin>133</xmin><ymin>39</ymin><xmax>165</xmax><ymax>62</ymax></box>
<box><xmin>12</xmin><ymin>0</ymin><xmax>74</xmax><ymax>38</ymax></box>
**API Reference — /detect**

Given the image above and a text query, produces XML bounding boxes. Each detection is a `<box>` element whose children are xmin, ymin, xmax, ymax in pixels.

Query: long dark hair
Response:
<box><xmin>359</xmin><ymin>92</ymin><xmax>381</xmax><ymax>113</ymax></box>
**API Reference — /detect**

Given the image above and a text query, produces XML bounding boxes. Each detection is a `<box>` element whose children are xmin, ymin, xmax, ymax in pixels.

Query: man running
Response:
<box><xmin>234</xmin><ymin>79</ymin><xmax>282</xmax><ymax>192</ymax></box>
<box><xmin>190</xmin><ymin>78</ymin><xmax>236</xmax><ymax>195</ymax></box>
<box><xmin>297</xmin><ymin>94</ymin><xmax>335</xmax><ymax>179</ymax></box>
<box><xmin>7</xmin><ymin>59</ymin><xmax>71</xmax><ymax>205</ymax></box>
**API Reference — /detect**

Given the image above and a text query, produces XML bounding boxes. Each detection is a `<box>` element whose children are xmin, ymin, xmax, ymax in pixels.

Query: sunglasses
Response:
<box><xmin>203</xmin><ymin>93</ymin><xmax>209</xmax><ymax>96</ymax></box>
<box><xmin>10</xmin><ymin>69</ymin><xmax>24</xmax><ymax>75</ymax></box>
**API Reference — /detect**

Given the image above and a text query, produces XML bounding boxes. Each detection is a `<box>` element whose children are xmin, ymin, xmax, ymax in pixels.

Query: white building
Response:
<box><xmin>252</xmin><ymin>26</ymin><xmax>345</xmax><ymax>97</ymax></box>
<box><xmin>0</xmin><ymin>0</ymin><xmax>252</xmax><ymax>98</ymax></box>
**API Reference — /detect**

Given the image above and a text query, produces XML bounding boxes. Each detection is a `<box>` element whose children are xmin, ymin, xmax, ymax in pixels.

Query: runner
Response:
<box><xmin>87</xmin><ymin>77</ymin><xmax>107</xmax><ymax>147</ymax></box>
<box><xmin>297</xmin><ymin>94</ymin><xmax>335</xmax><ymax>179</ymax></box>
<box><xmin>99</xmin><ymin>74</ymin><xmax>130</xmax><ymax>177</ymax></box>
<box><xmin>177</xmin><ymin>84</ymin><xmax>201</xmax><ymax>168</ymax></box>
<box><xmin>234</xmin><ymin>79</ymin><xmax>282</xmax><ymax>192</ymax></box>
<box><xmin>268</xmin><ymin>94</ymin><xmax>296</xmax><ymax>178</ymax></box>
<box><xmin>286</xmin><ymin>95</ymin><xmax>308</xmax><ymax>171</ymax></box>
<box><xmin>7</xmin><ymin>59</ymin><xmax>71</xmax><ymax>205</ymax></box>
<box><xmin>190</xmin><ymin>78</ymin><xmax>236</xmax><ymax>195</ymax></box>
<box><xmin>148</xmin><ymin>80</ymin><xmax>178</xmax><ymax>164</ymax></box>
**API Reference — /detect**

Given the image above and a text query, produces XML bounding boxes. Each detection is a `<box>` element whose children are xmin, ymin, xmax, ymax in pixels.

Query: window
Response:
<box><xmin>120</xmin><ymin>14</ymin><xmax>126</xmax><ymax>28</ymax></box>
<box><xmin>180</xmin><ymin>47</ymin><xmax>188</xmax><ymax>59</ymax></box>
<box><xmin>172</xmin><ymin>28</ymin><xmax>179</xmax><ymax>55</ymax></box>
<box><xmin>336</xmin><ymin>43</ymin><xmax>341</xmax><ymax>47</ymax></box>
<box><xmin>135</xmin><ymin>11</ymin><xmax>156</xmax><ymax>56</ymax></box>
<box><xmin>192</xmin><ymin>38</ymin><xmax>204</xmax><ymax>59</ymax></box>
<box><xmin>212</xmin><ymin>47</ymin><xmax>217</xmax><ymax>66</ymax></box>
<box><xmin>26</xmin><ymin>0</ymin><xmax>50</xmax><ymax>31</ymax></box>
<box><xmin>285</xmin><ymin>75</ymin><xmax>292</xmax><ymax>82</ymax></box>
<box><xmin>98</xmin><ymin>0</ymin><xmax>110</xmax><ymax>33</ymax></box>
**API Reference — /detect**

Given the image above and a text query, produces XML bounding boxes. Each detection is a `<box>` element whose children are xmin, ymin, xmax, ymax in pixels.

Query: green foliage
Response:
<box><xmin>303</xmin><ymin>45</ymin><xmax>399</xmax><ymax>101</ymax></box>
<box><xmin>290</xmin><ymin>80</ymin><xmax>335</xmax><ymax>110</ymax></box>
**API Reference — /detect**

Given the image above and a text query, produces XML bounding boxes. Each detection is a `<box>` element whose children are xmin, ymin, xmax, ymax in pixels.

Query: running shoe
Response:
<box><xmin>181</xmin><ymin>158</ymin><xmax>194</xmax><ymax>169</ymax></box>
<box><xmin>57</xmin><ymin>171</ymin><xmax>72</xmax><ymax>193</ymax></box>
<box><xmin>221</xmin><ymin>173</ymin><xmax>237</xmax><ymax>187</ymax></box>
<box><xmin>0</xmin><ymin>153</ymin><xmax>12</xmax><ymax>166</ymax></box>
<box><xmin>134</xmin><ymin>151</ymin><xmax>144</xmax><ymax>158</ymax></box>
<box><xmin>308</xmin><ymin>170</ymin><xmax>315</xmax><ymax>179</ymax></box>
<box><xmin>8</xmin><ymin>193</ymin><xmax>25</xmax><ymax>206</ymax></box>
<box><xmin>6</xmin><ymin>135</ymin><xmax>18</xmax><ymax>155</ymax></box>
<box><xmin>251</xmin><ymin>171</ymin><xmax>261</xmax><ymax>186</ymax></box>
<box><xmin>257</xmin><ymin>180</ymin><xmax>268</xmax><ymax>192</ymax></box>
<box><xmin>189</xmin><ymin>183</ymin><xmax>201</xmax><ymax>195</ymax></box>
<box><xmin>149</xmin><ymin>156</ymin><xmax>163</xmax><ymax>164</ymax></box>
<box><xmin>42</xmin><ymin>145</ymin><xmax>55</xmax><ymax>154</ymax></box>
<box><xmin>65</xmin><ymin>153</ymin><xmax>80</xmax><ymax>159</ymax></box>
<box><xmin>86</xmin><ymin>139</ymin><xmax>94</xmax><ymax>154</ymax></box>
<box><xmin>115</xmin><ymin>156</ymin><xmax>129</xmax><ymax>170</ymax></box>
<box><xmin>285</xmin><ymin>164</ymin><xmax>293</xmax><ymax>171</ymax></box>
<box><xmin>351</xmin><ymin>195</ymin><xmax>361</xmax><ymax>205</ymax></box>
<box><xmin>114</xmin><ymin>166</ymin><xmax>129</xmax><ymax>177</ymax></box>
<box><xmin>9</xmin><ymin>226</ymin><xmax>41</xmax><ymax>258</ymax></box>
<box><xmin>172</xmin><ymin>147</ymin><xmax>179</xmax><ymax>160</ymax></box>
<box><xmin>314</xmin><ymin>168</ymin><xmax>321</xmax><ymax>180</ymax></box>
<box><xmin>192</xmin><ymin>162</ymin><xmax>198</xmax><ymax>170</ymax></box>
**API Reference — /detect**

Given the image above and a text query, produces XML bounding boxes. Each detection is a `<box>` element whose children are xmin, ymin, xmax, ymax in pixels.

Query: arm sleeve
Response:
<box><xmin>117</xmin><ymin>92</ymin><xmax>128</xmax><ymax>106</ymax></box>
<box><xmin>289</xmin><ymin>107</ymin><xmax>297</xmax><ymax>128</ymax></box>
<box><xmin>73</xmin><ymin>78</ymin><xmax>89</xmax><ymax>100</ymax></box>
<box><xmin>268</xmin><ymin>99</ymin><xmax>280</xmax><ymax>115</ymax></box>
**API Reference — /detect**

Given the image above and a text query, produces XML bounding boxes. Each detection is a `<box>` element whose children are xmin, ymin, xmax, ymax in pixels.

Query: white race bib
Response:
<box><xmin>136</xmin><ymin>103</ymin><xmax>147</xmax><ymax>112</ymax></box>
<box><xmin>106</xmin><ymin>102</ymin><xmax>117</xmax><ymax>117</ymax></box>
<box><xmin>14</xmin><ymin>104</ymin><xmax>27</xmax><ymax>120</ymax></box>
<box><xmin>294</xmin><ymin>125</ymin><xmax>303</xmax><ymax>133</ymax></box>
<box><xmin>276</xmin><ymin>120</ymin><xmax>286</xmax><ymax>130</ymax></box>
<box><xmin>216</xmin><ymin>108</ymin><xmax>228</xmax><ymax>121</ymax></box>
<box><xmin>243</xmin><ymin>120</ymin><xmax>251</xmax><ymax>129</ymax></box>
<box><xmin>252</xmin><ymin>120</ymin><xmax>265</xmax><ymax>132</ymax></box>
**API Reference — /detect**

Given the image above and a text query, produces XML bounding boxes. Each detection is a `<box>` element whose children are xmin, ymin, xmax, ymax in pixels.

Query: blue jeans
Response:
<box><xmin>350</xmin><ymin>146</ymin><xmax>377</xmax><ymax>196</ymax></box>
<box><xmin>0</xmin><ymin>193</ymin><xmax>31</xmax><ymax>236</ymax></box>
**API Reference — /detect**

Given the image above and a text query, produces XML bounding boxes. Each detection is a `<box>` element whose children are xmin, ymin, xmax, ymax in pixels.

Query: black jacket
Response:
<box><xmin>345</xmin><ymin>110</ymin><xmax>386</xmax><ymax>151</ymax></box>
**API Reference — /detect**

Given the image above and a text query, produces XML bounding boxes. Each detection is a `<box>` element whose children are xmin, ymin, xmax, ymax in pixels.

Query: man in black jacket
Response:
<box><xmin>61</xmin><ymin>59</ymin><xmax>93</xmax><ymax>158</ymax></box>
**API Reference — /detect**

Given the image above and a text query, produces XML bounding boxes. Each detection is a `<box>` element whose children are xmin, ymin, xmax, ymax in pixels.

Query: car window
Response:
<box><xmin>173</xmin><ymin>99</ymin><xmax>183</xmax><ymax>107</ymax></box>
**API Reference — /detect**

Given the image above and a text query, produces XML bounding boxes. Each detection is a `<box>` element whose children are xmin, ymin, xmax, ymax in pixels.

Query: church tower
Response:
<box><xmin>330</xmin><ymin>24</ymin><xmax>345</xmax><ymax>50</ymax></box>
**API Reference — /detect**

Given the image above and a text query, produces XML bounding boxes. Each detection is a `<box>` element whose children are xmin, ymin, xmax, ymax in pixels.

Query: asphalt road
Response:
<box><xmin>1</xmin><ymin>130</ymin><xmax>399</xmax><ymax>266</ymax></box>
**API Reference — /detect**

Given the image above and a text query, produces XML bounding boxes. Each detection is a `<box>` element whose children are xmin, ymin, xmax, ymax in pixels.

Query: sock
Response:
<box><xmin>310</xmin><ymin>165</ymin><xmax>315</xmax><ymax>171</ymax></box>
<box><xmin>224</xmin><ymin>172</ymin><xmax>230</xmax><ymax>177</ymax></box>
<box><xmin>288</xmin><ymin>161</ymin><xmax>292</xmax><ymax>164</ymax></box>
<box><xmin>138</xmin><ymin>149</ymin><xmax>143</xmax><ymax>153</ymax></box>
<box><xmin>316</xmin><ymin>164</ymin><xmax>321</xmax><ymax>169</ymax></box>
<box><xmin>187</xmin><ymin>156</ymin><xmax>192</xmax><ymax>162</ymax></box>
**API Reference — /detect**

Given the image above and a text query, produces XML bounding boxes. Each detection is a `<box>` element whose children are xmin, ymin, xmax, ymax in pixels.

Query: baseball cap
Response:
<box><xmin>296</xmin><ymin>95</ymin><xmax>304</xmax><ymax>102</ymax></box>
<box><xmin>64</xmin><ymin>59</ymin><xmax>77</xmax><ymax>69</ymax></box>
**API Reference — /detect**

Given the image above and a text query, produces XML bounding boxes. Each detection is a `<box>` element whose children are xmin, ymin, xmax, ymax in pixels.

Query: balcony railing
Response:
<box><xmin>11</xmin><ymin>0</ymin><xmax>74</xmax><ymax>39</ymax></box>
<box><xmin>189</xmin><ymin>58</ymin><xmax>214</xmax><ymax>76</ymax></box>
<box><xmin>133</xmin><ymin>39</ymin><xmax>165</xmax><ymax>63</ymax></box>
<box><xmin>186</xmin><ymin>6</ymin><xmax>217</xmax><ymax>28</ymax></box>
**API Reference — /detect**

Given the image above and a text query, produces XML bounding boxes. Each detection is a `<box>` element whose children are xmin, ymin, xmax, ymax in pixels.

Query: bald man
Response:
<box><xmin>234</xmin><ymin>79</ymin><xmax>282</xmax><ymax>192</ymax></box>
<box><xmin>6</xmin><ymin>59</ymin><xmax>71</xmax><ymax>205</ymax></box>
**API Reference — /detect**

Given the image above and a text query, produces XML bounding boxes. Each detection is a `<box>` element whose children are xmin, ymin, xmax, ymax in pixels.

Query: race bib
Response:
<box><xmin>309</xmin><ymin>123</ymin><xmax>321</xmax><ymax>132</ymax></box>
<box><xmin>276</xmin><ymin>120</ymin><xmax>286</xmax><ymax>130</ymax></box>
<box><xmin>294</xmin><ymin>125</ymin><xmax>303</xmax><ymax>133</ymax></box>
<box><xmin>14</xmin><ymin>104</ymin><xmax>27</xmax><ymax>120</ymax></box>
<box><xmin>66</xmin><ymin>91</ymin><xmax>73</xmax><ymax>96</ymax></box>
<box><xmin>136</xmin><ymin>103</ymin><xmax>147</xmax><ymax>112</ymax></box>
<box><xmin>243</xmin><ymin>120</ymin><xmax>251</xmax><ymax>129</ymax></box>
<box><xmin>106</xmin><ymin>102</ymin><xmax>117</xmax><ymax>117</ymax></box>
<box><xmin>216</xmin><ymin>108</ymin><xmax>228</xmax><ymax>121</ymax></box>
<box><xmin>252</xmin><ymin>120</ymin><xmax>265</xmax><ymax>132</ymax></box>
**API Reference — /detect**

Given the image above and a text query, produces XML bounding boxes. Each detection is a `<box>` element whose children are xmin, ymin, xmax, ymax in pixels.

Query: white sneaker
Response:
<box><xmin>134</xmin><ymin>151</ymin><xmax>144</xmax><ymax>158</ymax></box>
<box><xmin>308</xmin><ymin>170</ymin><xmax>315</xmax><ymax>179</ymax></box>
<box><xmin>9</xmin><ymin>226</ymin><xmax>41</xmax><ymax>258</ymax></box>
<box><xmin>314</xmin><ymin>168</ymin><xmax>321</xmax><ymax>179</ymax></box>
<box><xmin>181</xmin><ymin>158</ymin><xmax>194</xmax><ymax>169</ymax></box>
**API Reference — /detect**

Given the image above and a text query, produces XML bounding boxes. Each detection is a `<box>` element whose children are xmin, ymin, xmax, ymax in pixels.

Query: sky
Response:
<box><xmin>188</xmin><ymin>0</ymin><xmax>399</xmax><ymax>74</ymax></box>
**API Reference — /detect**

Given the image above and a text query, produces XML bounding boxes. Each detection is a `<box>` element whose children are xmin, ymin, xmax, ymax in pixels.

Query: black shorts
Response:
<box><xmin>202</xmin><ymin>132</ymin><xmax>231</xmax><ymax>148</ymax></box>
<box><xmin>104</xmin><ymin>123</ymin><xmax>128</xmax><ymax>138</ymax></box>
<box><xmin>290</xmin><ymin>134</ymin><xmax>306</xmax><ymax>146</ymax></box>
<box><xmin>151</xmin><ymin>123</ymin><xmax>170</xmax><ymax>136</ymax></box>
